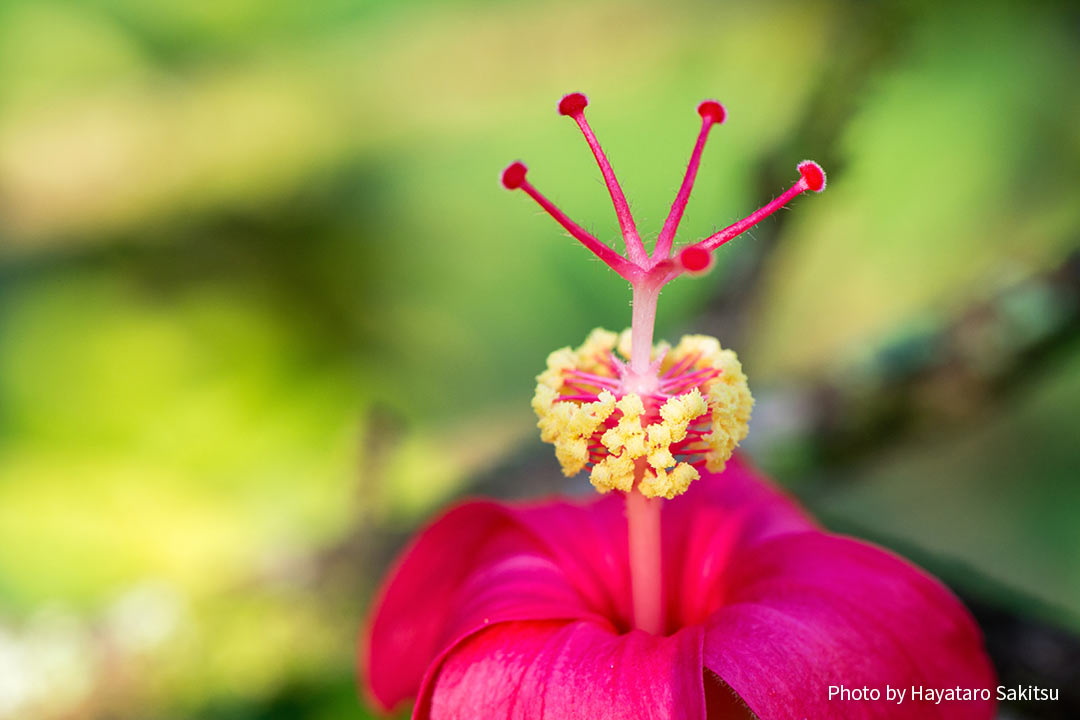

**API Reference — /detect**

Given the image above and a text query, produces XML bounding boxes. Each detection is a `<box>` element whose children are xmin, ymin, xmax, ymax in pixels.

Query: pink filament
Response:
<box><xmin>564</xmin><ymin>370</ymin><xmax>620</xmax><ymax>388</ymax></box>
<box><xmin>663</xmin><ymin>352</ymin><xmax>701</xmax><ymax>378</ymax></box>
<box><xmin>662</xmin><ymin>368</ymin><xmax>720</xmax><ymax>393</ymax></box>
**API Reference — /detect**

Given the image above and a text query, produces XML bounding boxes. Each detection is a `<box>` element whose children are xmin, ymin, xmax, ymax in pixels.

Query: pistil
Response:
<box><xmin>626</xmin><ymin>475</ymin><xmax>664</xmax><ymax>635</ymax></box>
<box><xmin>505</xmin><ymin>91</ymin><xmax>825</xmax><ymax>635</ymax></box>
<box><xmin>626</xmin><ymin>280</ymin><xmax>664</xmax><ymax>633</ymax></box>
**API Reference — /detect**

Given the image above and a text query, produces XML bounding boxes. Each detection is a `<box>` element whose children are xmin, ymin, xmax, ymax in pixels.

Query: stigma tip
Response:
<box><xmin>558</xmin><ymin>92</ymin><xmax>589</xmax><ymax>116</ymax></box>
<box><xmin>679</xmin><ymin>246</ymin><xmax>713</xmax><ymax>274</ymax></box>
<box><xmin>798</xmin><ymin>161</ymin><xmax>826</xmax><ymax>192</ymax></box>
<box><xmin>501</xmin><ymin>161</ymin><xmax>528</xmax><ymax>189</ymax></box>
<box><xmin>697</xmin><ymin>100</ymin><xmax>727</xmax><ymax>125</ymax></box>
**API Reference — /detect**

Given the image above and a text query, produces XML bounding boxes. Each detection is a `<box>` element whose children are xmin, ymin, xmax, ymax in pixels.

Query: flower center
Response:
<box><xmin>533</xmin><ymin>328</ymin><xmax>752</xmax><ymax>499</ymax></box>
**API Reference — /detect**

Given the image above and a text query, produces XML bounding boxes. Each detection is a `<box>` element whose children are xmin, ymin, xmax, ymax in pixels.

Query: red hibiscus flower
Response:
<box><xmin>364</xmin><ymin>459</ymin><xmax>994</xmax><ymax>719</ymax></box>
<box><xmin>360</xmin><ymin>93</ymin><xmax>996</xmax><ymax>719</ymax></box>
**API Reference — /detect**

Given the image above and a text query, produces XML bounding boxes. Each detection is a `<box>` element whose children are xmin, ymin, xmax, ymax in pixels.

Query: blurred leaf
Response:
<box><xmin>815</xmin><ymin>347</ymin><xmax>1080</xmax><ymax>631</ymax></box>
<box><xmin>753</xmin><ymin>2</ymin><xmax>1080</xmax><ymax>376</ymax></box>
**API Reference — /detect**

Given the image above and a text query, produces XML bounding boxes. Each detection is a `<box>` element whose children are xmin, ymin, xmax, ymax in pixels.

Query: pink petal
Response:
<box><xmin>507</xmin><ymin>493</ymin><xmax>632</xmax><ymax>628</ymax></box>
<box><xmin>669</xmin><ymin>455</ymin><xmax>816</xmax><ymax>544</ymax></box>
<box><xmin>663</xmin><ymin>456</ymin><xmax>817</xmax><ymax>629</ymax></box>
<box><xmin>363</xmin><ymin>501</ymin><xmax>609</xmax><ymax>711</ymax></box>
<box><xmin>419</xmin><ymin>620</ymin><xmax>706</xmax><ymax>720</ymax></box>
<box><xmin>507</xmin><ymin>456</ymin><xmax>814</xmax><ymax>632</ymax></box>
<box><xmin>364</xmin><ymin>457</ymin><xmax>819</xmax><ymax>710</ymax></box>
<box><xmin>703</xmin><ymin>532</ymin><xmax>996</xmax><ymax>719</ymax></box>
<box><xmin>366</xmin><ymin>457</ymin><xmax>992</xmax><ymax>718</ymax></box>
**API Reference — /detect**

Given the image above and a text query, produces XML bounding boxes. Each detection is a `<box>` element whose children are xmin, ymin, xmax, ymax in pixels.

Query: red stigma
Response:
<box><xmin>558</xmin><ymin>92</ymin><xmax>589</xmax><ymax>116</ymax></box>
<box><xmin>697</xmin><ymin>100</ymin><xmax>726</xmax><ymax>125</ymax></box>
<box><xmin>504</xmin><ymin>96</ymin><xmax>825</xmax><ymax>286</ymax></box>
<box><xmin>679</xmin><ymin>246</ymin><xmax>712</xmax><ymax>273</ymax></box>
<box><xmin>501</xmin><ymin>161</ymin><xmax>528</xmax><ymax>189</ymax></box>
<box><xmin>798</xmin><ymin>161</ymin><xmax>826</xmax><ymax>192</ymax></box>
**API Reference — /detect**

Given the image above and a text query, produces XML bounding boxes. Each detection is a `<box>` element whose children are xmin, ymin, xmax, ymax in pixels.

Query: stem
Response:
<box><xmin>626</xmin><ymin>482</ymin><xmax>663</xmax><ymax>634</ymax></box>
<box><xmin>626</xmin><ymin>281</ymin><xmax>663</xmax><ymax>634</ymax></box>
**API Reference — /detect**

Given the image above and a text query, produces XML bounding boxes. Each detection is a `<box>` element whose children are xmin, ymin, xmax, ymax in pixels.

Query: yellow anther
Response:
<box><xmin>538</xmin><ymin>347</ymin><xmax>578</xmax><ymax>390</ymax></box>
<box><xmin>544</xmin><ymin>390</ymin><xmax>618</xmax><ymax>476</ymax></box>
<box><xmin>647</xmin><ymin>446</ymin><xmax>675</xmax><ymax>471</ymax></box>
<box><xmin>638</xmin><ymin>463</ymin><xmax>699</xmax><ymax>500</ymax></box>
<box><xmin>532</xmin><ymin>328</ymin><xmax>752</xmax><ymax>498</ymax></box>
<box><xmin>646</xmin><ymin>423</ymin><xmax>671</xmax><ymax>447</ymax></box>
<box><xmin>601</xmin><ymin>420</ymin><xmax>641</xmax><ymax>456</ymax></box>
<box><xmin>659</xmin><ymin>388</ymin><xmax>707</xmax><ymax>426</ymax></box>
<box><xmin>623</xmin><ymin>431</ymin><xmax>647</xmax><ymax>458</ymax></box>
<box><xmin>532</xmin><ymin>383</ymin><xmax>556</xmax><ymax>416</ymax></box>
<box><xmin>555</xmin><ymin>436</ymin><xmax>589</xmax><ymax>475</ymax></box>
<box><xmin>568</xmin><ymin>399</ymin><xmax>607</xmax><ymax>436</ymax></box>
<box><xmin>615</xmin><ymin>393</ymin><xmax>644</xmax><ymax>418</ymax></box>
<box><xmin>601</xmin><ymin>395</ymin><xmax>647</xmax><ymax>457</ymax></box>
<box><xmin>668</xmin><ymin>335</ymin><xmax>721</xmax><ymax>366</ymax></box>
<box><xmin>580</xmin><ymin>328</ymin><xmax>619</xmax><ymax>362</ymax></box>
<box><xmin>617</xmin><ymin>329</ymin><xmax>633</xmax><ymax>360</ymax></box>
<box><xmin>589</xmin><ymin>453</ymin><xmax>635</xmax><ymax>493</ymax></box>
<box><xmin>702</xmin><ymin>353</ymin><xmax>753</xmax><ymax>473</ymax></box>
<box><xmin>537</xmin><ymin>401</ymin><xmax>573</xmax><ymax>443</ymax></box>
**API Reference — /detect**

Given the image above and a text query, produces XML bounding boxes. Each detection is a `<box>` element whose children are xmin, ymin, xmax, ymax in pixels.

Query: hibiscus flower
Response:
<box><xmin>360</xmin><ymin>93</ymin><xmax>996</xmax><ymax>719</ymax></box>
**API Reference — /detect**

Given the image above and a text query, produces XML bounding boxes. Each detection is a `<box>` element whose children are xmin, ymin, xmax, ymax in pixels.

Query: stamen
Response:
<box><xmin>557</xmin><ymin>93</ymin><xmax>649</xmax><ymax>266</ymax></box>
<box><xmin>662</xmin><ymin>351</ymin><xmax>700</xmax><ymax>379</ymax></box>
<box><xmin>676</xmin><ymin>161</ymin><xmax>826</xmax><ymax>272</ymax></box>
<box><xmin>501</xmin><ymin>161</ymin><xmax>641</xmax><ymax>280</ymax></box>
<box><xmin>532</xmin><ymin>329</ymin><xmax>752</xmax><ymax>496</ymax></box>
<box><xmin>653</xmin><ymin>100</ymin><xmax>726</xmax><ymax>261</ymax></box>
<box><xmin>565</xmin><ymin>369</ymin><xmax>620</xmax><ymax>389</ymax></box>
<box><xmin>556</xmin><ymin>394</ymin><xmax>605</xmax><ymax>403</ymax></box>
<box><xmin>662</xmin><ymin>367</ymin><xmax>720</xmax><ymax>393</ymax></box>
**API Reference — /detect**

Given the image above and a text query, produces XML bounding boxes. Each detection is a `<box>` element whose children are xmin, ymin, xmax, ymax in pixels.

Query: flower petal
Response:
<box><xmin>363</xmin><ymin>501</ymin><xmax>609</xmax><ymax>711</ymax></box>
<box><xmin>663</xmin><ymin>456</ymin><xmax>816</xmax><ymax>628</ymax></box>
<box><xmin>508</xmin><ymin>493</ymin><xmax>632</xmax><ymax>628</ymax></box>
<box><xmin>365</xmin><ymin>458</ymin><xmax>817</xmax><ymax>710</ymax></box>
<box><xmin>670</xmin><ymin>455</ymin><xmax>815</xmax><ymax>544</ymax></box>
<box><xmin>419</xmin><ymin>620</ymin><xmax>706</xmax><ymax>720</ymax></box>
<box><xmin>703</xmin><ymin>532</ymin><xmax>996</xmax><ymax>719</ymax></box>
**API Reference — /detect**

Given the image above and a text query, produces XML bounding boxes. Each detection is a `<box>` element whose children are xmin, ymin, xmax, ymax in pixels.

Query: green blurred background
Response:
<box><xmin>0</xmin><ymin>0</ymin><xmax>1078</xmax><ymax>717</ymax></box>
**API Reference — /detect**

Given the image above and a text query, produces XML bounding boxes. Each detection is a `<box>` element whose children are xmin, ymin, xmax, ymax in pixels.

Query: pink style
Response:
<box><xmin>502</xmin><ymin>93</ymin><xmax>824</xmax><ymax>637</ymax></box>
